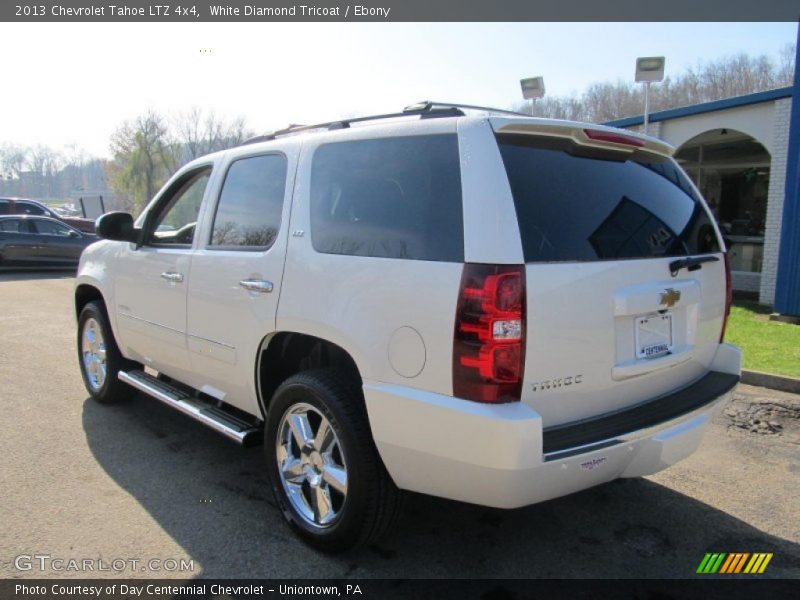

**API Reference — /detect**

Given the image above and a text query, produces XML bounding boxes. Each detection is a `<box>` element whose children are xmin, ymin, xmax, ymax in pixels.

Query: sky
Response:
<box><xmin>0</xmin><ymin>21</ymin><xmax>796</xmax><ymax>158</ymax></box>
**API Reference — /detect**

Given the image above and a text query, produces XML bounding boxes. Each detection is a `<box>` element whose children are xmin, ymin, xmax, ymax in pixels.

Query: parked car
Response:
<box><xmin>74</xmin><ymin>102</ymin><xmax>741</xmax><ymax>552</ymax></box>
<box><xmin>0</xmin><ymin>215</ymin><xmax>97</xmax><ymax>268</ymax></box>
<box><xmin>0</xmin><ymin>197</ymin><xmax>96</xmax><ymax>233</ymax></box>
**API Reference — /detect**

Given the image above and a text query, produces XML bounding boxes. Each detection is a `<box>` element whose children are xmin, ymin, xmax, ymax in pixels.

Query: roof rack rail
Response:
<box><xmin>241</xmin><ymin>106</ymin><xmax>462</xmax><ymax>145</ymax></box>
<box><xmin>241</xmin><ymin>101</ymin><xmax>527</xmax><ymax>146</ymax></box>
<box><xmin>403</xmin><ymin>101</ymin><xmax>529</xmax><ymax>117</ymax></box>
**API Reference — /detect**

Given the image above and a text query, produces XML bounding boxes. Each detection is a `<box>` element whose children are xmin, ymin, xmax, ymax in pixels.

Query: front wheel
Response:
<box><xmin>264</xmin><ymin>369</ymin><xmax>401</xmax><ymax>552</ymax></box>
<box><xmin>78</xmin><ymin>301</ymin><xmax>138</xmax><ymax>403</ymax></box>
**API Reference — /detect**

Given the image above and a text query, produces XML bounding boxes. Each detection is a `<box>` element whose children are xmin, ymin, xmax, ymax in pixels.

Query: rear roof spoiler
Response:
<box><xmin>491</xmin><ymin>118</ymin><xmax>675</xmax><ymax>158</ymax></box>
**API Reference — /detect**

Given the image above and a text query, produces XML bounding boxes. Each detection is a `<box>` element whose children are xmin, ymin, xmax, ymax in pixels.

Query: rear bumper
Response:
<box><xmin>364</xmin><ymin>343</ymin><xmax>740</xmax><ymax>509</ymax></box>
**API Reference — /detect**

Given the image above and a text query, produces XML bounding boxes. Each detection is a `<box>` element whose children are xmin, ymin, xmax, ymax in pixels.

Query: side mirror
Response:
<box><xmin>67</xmin><ymin>230</ymin><xmax>80</xmax><ymax>238</ymax></box>
<box><xmin>96</xmin><ymin>212</ymin><xmax>139</xmax><ymax>243</ymax></box>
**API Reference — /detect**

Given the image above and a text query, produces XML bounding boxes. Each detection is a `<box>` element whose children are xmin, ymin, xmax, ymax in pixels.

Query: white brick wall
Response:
<box><xmin>759</xmin><ymin>97</ymin><xmax>792</xmax><ymax>307</ymax></box>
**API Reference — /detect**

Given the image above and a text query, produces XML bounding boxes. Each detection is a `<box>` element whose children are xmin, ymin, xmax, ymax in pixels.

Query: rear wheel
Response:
<box><xmin>265</xmin><ymin>368</ymin><xmax>401</xmax><ymax>552</ymax></box>
<box><xmin>78</xmin><ymin>301</ymin><xmax>138</xmax><ymax>403</ymax></box>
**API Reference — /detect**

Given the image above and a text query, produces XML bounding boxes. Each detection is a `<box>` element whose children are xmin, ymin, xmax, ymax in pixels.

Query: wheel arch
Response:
<box><xmin>74</xmin><ymin>279</ymin><xmax>124</xmax><ymax>356</ymax></box>
<box><xmin>74</xmin><ymin>282</ymin><xmax>106</xmax><ymax>321</ymax></box>
<box><xmin>256</xmin><ymin>332</ymin><xmax>363</xmax><ymax>419</ymax></box>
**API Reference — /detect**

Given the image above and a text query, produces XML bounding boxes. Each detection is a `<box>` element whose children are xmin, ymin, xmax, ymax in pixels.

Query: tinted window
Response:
<box><xmin>32</xmin><ymin>219</ymin><xmax>73</xmax><ymax>236</ymax></box>
<box><xmin>18</xmin><ymin>202</ymin><xmax>47</xmax><ymax>216</ymax></box>
<box><xmin>210</xmin><ymin>154</ymin><xmax>287</xmax><ymax>249</ymax></box>
<box><xmin>496</xmin><ymin>134</ymin><xmax>721</xmax><ymax>262</ymax></box>
<box><xmin>0</xmin><ymin>219</ymin><xmax>23</xmax><ymax>232</ymax></box>
<box><xmin>310</xmin><ymin>135</ymin><xmax>463</xmax><ymax>262</ymax></box>
<box><xmin>0</xmin><ymin>202</ymin><xmax>9</xmax><ymax>215</ymax></box>
<box><xmin>148</xmin><ymin>169</ymin><xmax>211</xmax><ymax>246</ymax></box>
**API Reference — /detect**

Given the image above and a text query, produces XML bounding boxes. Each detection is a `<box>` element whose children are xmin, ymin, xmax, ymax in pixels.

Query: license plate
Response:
<box><xmin>635</xmin><ymin>313</ymin><xmax>673</xmax><ymax>359</ymax></box>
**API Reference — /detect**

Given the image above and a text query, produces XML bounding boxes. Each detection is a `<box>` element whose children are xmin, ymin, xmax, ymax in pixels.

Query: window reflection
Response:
<box><xmin>210</xmin><ymin>154</ymin><xmax>287</xmax><ymax>249</ymax></box>
<box><xmin>496</xmin><ymin>134</ymin><xmax>720</xmax><ymax>263</ymax></box>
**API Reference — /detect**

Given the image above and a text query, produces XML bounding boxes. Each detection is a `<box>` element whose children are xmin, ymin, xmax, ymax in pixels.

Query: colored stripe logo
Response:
<box><xmin>696</xmin><ymin>552</ymin><xmax>773</xmax><ymax>574</ymax></box>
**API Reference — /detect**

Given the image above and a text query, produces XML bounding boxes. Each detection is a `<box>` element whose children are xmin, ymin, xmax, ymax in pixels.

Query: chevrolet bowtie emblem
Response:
<box><xmin>660</xmin><ymin>288</ymin><xmax>681</xmax><ymax>308</ymax></box>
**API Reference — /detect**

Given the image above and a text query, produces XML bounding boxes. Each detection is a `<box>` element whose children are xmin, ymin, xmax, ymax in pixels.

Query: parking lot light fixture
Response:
<box><xmin>635</xmin><ymin>56</ymin><xmax>665</xmax><ymax>135</ymax></box>
<box><xmin>520</xmin><ymin>76</ymin><xmax>545</xmax><ymax>115</ymax></box>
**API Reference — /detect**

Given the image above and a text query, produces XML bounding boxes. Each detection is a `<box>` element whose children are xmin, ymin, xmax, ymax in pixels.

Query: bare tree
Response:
<box><xmin>25</xmin><ymin>145</ymin><xmax>63</xmax><ymax>198</ymax></box>
<box><xmin>515</xmin><ymin>46</ymin><xmax>796</xmax><ymax>123</ymax></box>
<box><xmin>28</xmin><ymin>145</ymin><xmax>62</xmax><ymax>177</ymax></box>
<box><xmin>0</xmin><ymin>143</ymin><xmax>28</xmax><ymax>182</ymax></box>
<box><xmin>174</xmin><ymin>107</ymin><xmax>250</xmax><ymax>161</ymax></box>
<box><xmin>106</xmin><ymin>108</ymin><xmax>252</xmax><ymax>214</ymax></box>
<box><xmin>777</xmin><ymin>43</ymin><xmax>796</xmax><ymax>86</ymax></box>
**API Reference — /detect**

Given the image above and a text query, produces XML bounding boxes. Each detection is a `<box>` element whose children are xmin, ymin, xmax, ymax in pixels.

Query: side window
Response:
<box><xmin>20</xmin><ymin>203</ymin><xmax>47</xmax><ymax>216</ymax></box>
<box><xmin>0</xmin><ymin>202</ymin><xmax>10</xmax><ymax>215</ymax></box>
<box><xmin>309</xmin><ymin>135</ymin><xmax>464</xmax><ymax>262</ymax></box>
<box><xmin>210</xmin><ymin>154</ymin><xmax>288</xmax><ymax>249</ymax></box>
<box><xmin>0</xmin><ymin>218</ymin><xmax>23</xmax><ymax>232</ymax></box>
<box><xmin>147</xmin><ymin>169</ymin><xmax>211</xmax><ymax>246</ymax></box>
<box><xmin>31</xmin><ymin>219</ymin><xmax>73</xmax><ymax>236</ymax></box>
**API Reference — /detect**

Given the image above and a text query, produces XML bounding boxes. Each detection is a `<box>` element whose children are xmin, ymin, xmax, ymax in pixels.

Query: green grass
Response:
<box><xmin>724</xmin><ymin>301</ymin><xmax>800</xmax><ymax>378</ymax></box>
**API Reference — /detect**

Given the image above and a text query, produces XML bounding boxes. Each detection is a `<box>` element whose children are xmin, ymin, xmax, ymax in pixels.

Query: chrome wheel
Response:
<box><xmin>81</xmin><ymin>317</ymin><xmax>107</xmax><ymax>391</ymax></box>
<box><xmin>276</xmin><ymin>403</ymin><xmax>348</xmax><ymax>529</ymax></box>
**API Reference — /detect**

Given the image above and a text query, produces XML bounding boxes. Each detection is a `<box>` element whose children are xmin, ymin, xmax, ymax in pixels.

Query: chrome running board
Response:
<box><xmin>118</xmin><ymin>370</ymin><xmax>261</xmax><ymax>446</ymax></box>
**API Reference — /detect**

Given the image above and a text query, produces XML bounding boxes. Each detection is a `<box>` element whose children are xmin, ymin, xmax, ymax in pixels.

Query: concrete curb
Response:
<box><xmin>769</xmin><ymin>313</ymin><xmax>800</xmax><ymax>325</ymax></box>
<box><xmin>741</xmin><ymin>370</ymin><xmax>800</xmax><ymax>394</ymax></box>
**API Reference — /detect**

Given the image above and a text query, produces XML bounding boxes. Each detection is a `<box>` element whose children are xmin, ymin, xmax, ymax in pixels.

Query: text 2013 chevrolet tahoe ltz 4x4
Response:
<box><xmin>75</xmin><ymin>102</ymin><xmax>741</xmax><ymax>551</ymax></box>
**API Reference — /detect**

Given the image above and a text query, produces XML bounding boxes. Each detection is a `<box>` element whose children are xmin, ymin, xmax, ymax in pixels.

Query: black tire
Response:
<box><xmin>77</xmin><ymin>301</ymin><xmax>138</xmax><ymax>403</ymax></box>
<box><xmin>264</xmin><ymin>368</ymin><xmax>402</xmax><ymax>552</ymax></box>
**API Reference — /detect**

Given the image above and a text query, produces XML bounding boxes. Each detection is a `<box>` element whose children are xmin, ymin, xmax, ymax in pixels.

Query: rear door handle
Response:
<box><xmin>239</xmin><ymin>279</ymin><xmax>273</xmax><ymax>293</ymax></box>
<box><xmin>160</xmin><ymin>271</ymin><xmax>184</xmax><ymax>283</ymax></box>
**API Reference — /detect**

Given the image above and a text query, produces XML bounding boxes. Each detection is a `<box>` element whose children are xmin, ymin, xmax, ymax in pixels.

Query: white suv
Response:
<box><xmin>75</xmin><ymin>102</ymin><xmax>741</xmax><ymax>551</ymax></box>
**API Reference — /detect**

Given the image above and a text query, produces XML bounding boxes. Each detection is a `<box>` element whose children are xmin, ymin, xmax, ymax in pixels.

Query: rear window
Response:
<box><xmin>496</xmin><ymin>134</ymin><xmax>720</xmax><ymax>263</ymax></box>
<box><xmin>310</xmin><ymin>134</ymin><xmax>463</xmax><ymax>262</ymax></box>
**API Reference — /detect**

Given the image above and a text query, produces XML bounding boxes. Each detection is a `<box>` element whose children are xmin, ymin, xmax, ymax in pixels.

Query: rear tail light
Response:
<box><xmin>720</xmin><ymin>253</ymin><xmax>733</xmax><ymax>342</ymax></box>
<box><xmin>453</xmin><ymin>264</ymin><xmax>526</xmax><ymax>403</ymax></box>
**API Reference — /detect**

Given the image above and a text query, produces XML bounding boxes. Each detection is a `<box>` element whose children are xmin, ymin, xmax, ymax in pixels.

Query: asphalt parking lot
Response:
<box><xmin>1</xmin><ymin>272</ymin><xmax>798</xmax><ymax>580</ymax></box>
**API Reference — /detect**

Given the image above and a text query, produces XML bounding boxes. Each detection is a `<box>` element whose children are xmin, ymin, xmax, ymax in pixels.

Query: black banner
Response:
<box><xmin>2</xmin><ymin>579</ymin><xmax>799</xmax><ymax>600</ymax></box>
<box><xmin>2</xmin><ymin>0</ymin><xmax>800</xmax><ymax>22</ymax></box>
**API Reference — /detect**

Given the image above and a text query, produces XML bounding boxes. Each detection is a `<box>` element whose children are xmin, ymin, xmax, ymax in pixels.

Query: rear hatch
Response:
<box><xmin>491</xmin><ymin>120</ymin><xmax>727</xmax><ymax>427</ymax></box>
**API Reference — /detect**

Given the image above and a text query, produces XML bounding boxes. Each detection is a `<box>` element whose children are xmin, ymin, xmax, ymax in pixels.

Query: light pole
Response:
<box><xmin>635</xmin><ymin>57</ymin><xmax>665</xmax><ymax>135</ymax></box>
<box><xmin>520</xmin><ymin>76</ymin><xmax>545</xmax><ymax>116</ymax></box>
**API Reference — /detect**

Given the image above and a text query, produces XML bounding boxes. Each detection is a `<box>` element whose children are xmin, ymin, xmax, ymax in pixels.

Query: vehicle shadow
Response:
<box><xmin>0</xmin><ymin>269</ymin><xmax>75</xmax><ymax>282</ymax></box>
<box><xmin>82</xmin><ymin>394</ymin><xmax>800</xmax><ymax>579</ymax></box>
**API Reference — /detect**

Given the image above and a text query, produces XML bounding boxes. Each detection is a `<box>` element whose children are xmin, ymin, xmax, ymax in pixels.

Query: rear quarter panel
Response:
<box><xmin>277</xmin><ymin>122</ymin><xmax>464</xmax><ymax>394</ymax></box>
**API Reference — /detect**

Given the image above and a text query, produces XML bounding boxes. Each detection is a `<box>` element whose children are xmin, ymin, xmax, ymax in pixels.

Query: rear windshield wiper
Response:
<box><xmin>669</xmin><ymin>255</ymin><xmax>719</xmax><ymax>277</ymax></box>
